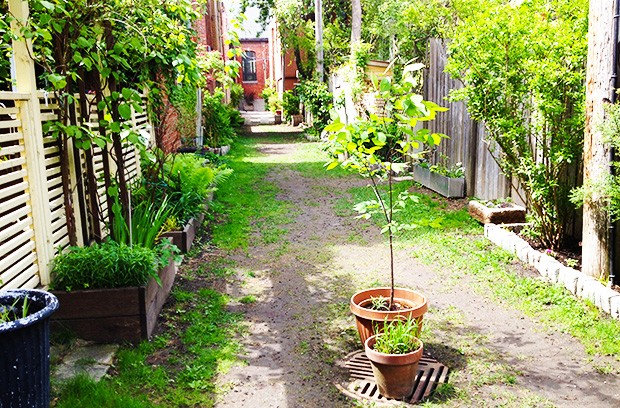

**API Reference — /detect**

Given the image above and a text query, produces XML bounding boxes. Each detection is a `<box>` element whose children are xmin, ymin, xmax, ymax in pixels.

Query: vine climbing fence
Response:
<box><xmin>0</xmin><ymin>91</ymin><xmax>148</xmax><ymax>290</ymax></box>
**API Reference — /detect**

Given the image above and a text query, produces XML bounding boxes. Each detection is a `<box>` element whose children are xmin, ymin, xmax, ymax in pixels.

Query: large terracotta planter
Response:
<box><xmin>365</xmin><ymin>333</ymin><xmax>424</xmax><ymax>399</ymax></box>
<box><xmin>51</xmin><ymin>258</ymin><xmax>176</xmax><ymax>343</ymax></box>
<box><xmin>350</xmin><ymin>287</ymin><xmax>428</xmax><ymax>346</ymax></box>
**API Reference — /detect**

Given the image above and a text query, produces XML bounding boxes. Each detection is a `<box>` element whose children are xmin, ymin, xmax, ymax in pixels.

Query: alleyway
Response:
<box><xmin>214</xmin><ymin>126</ymin><xmax>620</xmax><ymax>408</ymax></box>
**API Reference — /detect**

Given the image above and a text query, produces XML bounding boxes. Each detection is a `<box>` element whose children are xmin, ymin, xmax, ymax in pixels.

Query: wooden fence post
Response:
<box><xmin>9</xmin><ymin>0</ymin><xmax>54</xmax><ymax>286</ymax></box>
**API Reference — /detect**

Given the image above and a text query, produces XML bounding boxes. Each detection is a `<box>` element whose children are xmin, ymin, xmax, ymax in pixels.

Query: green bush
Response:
<box><xmin>202</xmin><ymin>89</ymin><xmax>238</xmax><ymax>148</ymax></box>
<box><xmin>229</xmin><ymin>82</ymin><xmax>244</xmax><ymax>108</ymax></box>
<box><xmin>282</xmin><ymin>90</ymin><xmax>300</xmax><ymax>119</ymax></box>
<box><xmin>446</xmin><ymin>0</ymin><xmax>586</xmax><ymax>249</ymax></box>
<box><xmin>297</xmin><ymin>79</ymin><xmax>332</xmax><ymax>132</ymax></box>
<box><xmin>51</xmin><ymin>241</ymin><xmax>158</xmax><ymax>290</ymax></box>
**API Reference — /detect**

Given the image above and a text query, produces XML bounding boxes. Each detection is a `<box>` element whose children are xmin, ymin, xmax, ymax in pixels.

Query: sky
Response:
<box><xmin>226</xmin><ymin>1</ymin><xmax>268</xmax><ymax>38</ymax></box>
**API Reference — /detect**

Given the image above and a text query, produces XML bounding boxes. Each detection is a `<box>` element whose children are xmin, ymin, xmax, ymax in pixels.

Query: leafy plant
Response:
<box><xmin>372</xmin><ymin>318</ymin><xmax>421</xmax><ymax>355</ymax></box>
<box><xmin>0</xmin><ymin>296</ymin><xmax>29</xmax><ymax>323</ymax></box>
<box><xmin>282</xmin><ymin>89</ymin><xmax>301</xmax><ymax>119</ymax></box>
<box><xmin>429</xmin><ymin>154</ymin><xmax>465</xmax><ymax>178</ymax></box>
<box><xmin>202</xmin><ymin>89</ymin><xmax>239</xmax><ymax>148</ymax></box>
<box><xmin>324</xmin><ymin>64</ymin><xmax>447</xmax><ymax>308</ymax></box>
<box><xmin>297</xmin><ymin>78</ymin><xmax>333</xmax><ymax>132</ymax></box>
<box><xmin>447</xmin><ymin>0</ymin><xmax>587</xmax><ymax>250</ymax></box>
<box><xmin>369</xmin><ymin>296</ymin><xmax>389</xmax><ymax>311</ymax></box>
<box><xmin>51</xmin><ymin>241</ymin><xmax>159</xmax><ymax>291</ymax></box>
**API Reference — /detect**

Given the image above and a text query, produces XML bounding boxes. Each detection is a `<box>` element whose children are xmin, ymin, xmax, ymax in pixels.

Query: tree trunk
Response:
<box><xmin>350</xmin><ymin>0</ymin><xmax>362</xmax><ymax>53</ymax></box>
<box><xmin>582</xmin><ymin>0</ymin><xmax>615</xmax><ymax>279</ymax></box>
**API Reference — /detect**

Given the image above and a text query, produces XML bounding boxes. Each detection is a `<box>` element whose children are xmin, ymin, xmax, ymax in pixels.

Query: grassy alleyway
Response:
<box><xmin>53</xmin><ymin>125</ymin><xmax>620</xmax><ymax>407</ymax></box>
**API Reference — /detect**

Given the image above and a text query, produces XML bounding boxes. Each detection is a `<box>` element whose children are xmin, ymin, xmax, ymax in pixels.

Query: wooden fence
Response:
<box><xmin>423</xmin><ymin>39</ymin><xmax>515</xmax><ymax>201</ymax></box>
<box><xmin>0</xmin><ymin>91</ymin><xmax>148</xmax><ymax>290</ymax></box>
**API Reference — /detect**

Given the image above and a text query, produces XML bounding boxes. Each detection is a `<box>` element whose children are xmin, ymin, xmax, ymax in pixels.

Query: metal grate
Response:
<box><xmin>336</xmin><ymin>351</ymin><xmax>449</xmax><ymax>406</ymax></box>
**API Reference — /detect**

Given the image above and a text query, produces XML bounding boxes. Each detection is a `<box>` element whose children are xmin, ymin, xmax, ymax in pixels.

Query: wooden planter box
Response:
<box><xmin>468</xmin><ymin>200</ymin><xmax>526</xmax><ymax>224</ymax></box>
<box><xmin>290</xmin><ymin>114</ymin><xmax>303</xmax><ymax>126</ymax></box>
<box><xmin>412</xmin><ymin>165</ymin><xmax>465</xmax><ymax>198</ymax></box>
<box><xmin>161</xmin><ymin>216</ymin><xmax>201</xmax><ymax>253</ymax></box>
<box><xmin>161</xmin><ymin>195</ymin><xmax>211</xmax><ymax>253</ymax></box>
<box><xmin>51</xmin><ymin>258</ymin><xmax>176</xmax><ymax>343</ymax></box>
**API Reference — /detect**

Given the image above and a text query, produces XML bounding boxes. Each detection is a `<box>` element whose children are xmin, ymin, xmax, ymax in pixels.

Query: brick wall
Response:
<box><xmin>238</xmin><ymin>39</ymin><xmax>270</xmax><ymax>101</ymax></box>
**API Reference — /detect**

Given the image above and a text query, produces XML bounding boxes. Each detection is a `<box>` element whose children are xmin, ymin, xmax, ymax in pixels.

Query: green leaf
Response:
<box><xmin>118</xmin><ymin>104</ymin><xmax>132</xmax><ymax>120</ymax></box>
<box><xmin>324</xmin><ymin>121</ymin><xmax>345</xmax><ymax>132</ymax></box>
<box><xmin>326</xmin><ymin>161</ymin><xmax>340</xmax><ymax>171</ymax></box>
<box><xmin>379</xmin><ymin>78</ymin><xmax>391</xmax><ymax>92</ymax></box>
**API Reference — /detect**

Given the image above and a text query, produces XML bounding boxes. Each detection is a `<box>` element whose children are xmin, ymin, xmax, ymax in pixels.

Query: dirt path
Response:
<box><xmin>215</xmin><ymin>128</ymin><xmax>620</xmax><ymax>407</ymax></box>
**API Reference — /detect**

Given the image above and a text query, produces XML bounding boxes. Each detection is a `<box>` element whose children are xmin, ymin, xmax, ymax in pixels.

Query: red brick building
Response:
<box><xmin>161</xmin><ymin>1</ymin><xmax>229</xmax><ymax>152</ymax></box>
<box><xmin>268</xmin><ymin>19</ymin><xmax>299</xmax><ymax>94</ymax></box>
<box><xmin>238</xmin><ymin>38</ymin><xmax>270</xmax><ymax>105</ymax></box>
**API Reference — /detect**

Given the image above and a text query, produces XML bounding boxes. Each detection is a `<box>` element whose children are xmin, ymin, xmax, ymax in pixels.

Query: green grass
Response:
<box><xmin>53</xmin><ymin>375</ymin><xmax>154</xmax><ymax>408</ymax></box>
<box><xmin>211</xmin><ymin>138</ymin><xmax>294</xmax><ymax>250</ymax></box>
<box><xmin>53</xmin><ymin>280</ymin><xmax>244</xmax><ymax>408</ymax></box>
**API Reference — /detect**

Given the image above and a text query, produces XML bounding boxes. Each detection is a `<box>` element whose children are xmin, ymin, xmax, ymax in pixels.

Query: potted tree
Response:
<box><xmin>0</xmin><ymin>289</ymin><xmax>59</xmax><ymax>407</ymax></box>
<box><xmin>365</xmin><ymin>318</ymin><xmax>423</xmax><ymax>399</ymax></box>
<box><xmin>324</xmin><ymin>63</ymin><xmax>448</xmax><ymax>344</ymax></box>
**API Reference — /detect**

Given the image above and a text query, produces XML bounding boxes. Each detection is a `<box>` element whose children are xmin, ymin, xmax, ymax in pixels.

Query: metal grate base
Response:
<box><xmin>336</xmin><ymin>350</ymin><xmax>449</xmax><ymax>406</ymax></box>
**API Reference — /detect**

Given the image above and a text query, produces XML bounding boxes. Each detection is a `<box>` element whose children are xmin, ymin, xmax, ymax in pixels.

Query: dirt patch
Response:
<box><xmin>214</xmin><ymin>134</ymin><xmax>620</xmax><ymax>408</ymax></box>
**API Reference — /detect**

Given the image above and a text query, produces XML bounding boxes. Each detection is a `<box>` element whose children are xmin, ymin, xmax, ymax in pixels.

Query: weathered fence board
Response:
<box><xmin>423</xmin><ymin>39</ymin><xmax>512</xmax><ymax>200</ymax></box>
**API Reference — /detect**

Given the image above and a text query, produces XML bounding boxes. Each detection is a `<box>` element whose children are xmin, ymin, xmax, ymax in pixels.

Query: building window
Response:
<box><xmin>242</xmin><ymin>51</ymin><xmax>257</xmax><ymax>82</ymax></box>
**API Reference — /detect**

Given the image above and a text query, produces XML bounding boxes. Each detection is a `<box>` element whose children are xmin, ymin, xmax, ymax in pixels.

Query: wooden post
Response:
<box><xmin>315</xmin><ymin>0</ymin><xmax>324</xmax><ymax>81</ymax></box>
<box><xmin>9</xmin><ymin>0</ymin><xmax>54</xmax><ymax>286</ymax></box>
<box><xmin>582</xmin><ymin>0</ymin><xmax>615</xmax><ymax>280</ymax></box>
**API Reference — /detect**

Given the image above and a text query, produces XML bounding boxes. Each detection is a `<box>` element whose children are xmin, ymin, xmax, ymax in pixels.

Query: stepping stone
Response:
<box><xmin>53</xmin><ymin>343</ymin><xmax>118</xmax><ymax>382</ymax></box>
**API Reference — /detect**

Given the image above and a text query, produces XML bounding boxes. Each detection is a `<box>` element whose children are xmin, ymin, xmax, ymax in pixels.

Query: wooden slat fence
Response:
<box><xmin>423</xmin><ymin>39</ymin><xmax>514</xmax><ymax>201</ymax></box>
<box><xmin>0</xmin><ymin>91</ymin><xmax>147</xmax><ymax>290</ymax></box>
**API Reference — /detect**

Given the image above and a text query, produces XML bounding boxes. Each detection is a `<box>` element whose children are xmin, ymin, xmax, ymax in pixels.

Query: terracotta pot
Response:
<box><xmin>365</xmin><ymin>334</ymin><xmax>424</xmax><ymax>399</ymax></box>
<box><xmin>350</xmin><ymin>287</ymin><xmax>428</xmax><ymax>345</ymax></box>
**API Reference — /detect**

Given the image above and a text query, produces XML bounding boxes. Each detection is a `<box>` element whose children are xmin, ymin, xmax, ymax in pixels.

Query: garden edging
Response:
<box><xmin>484</xmin><ymin>223</ymin><xmax>620</xmax><ymax>320</ymax></box>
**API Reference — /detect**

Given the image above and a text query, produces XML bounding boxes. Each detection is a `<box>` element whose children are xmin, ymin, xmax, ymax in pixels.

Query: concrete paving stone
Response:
<box><xmin>578</xmin><ymin>277</ymin><xmax>601</xmax><ymax>303</ymax></box>
<box><xmin>558</xmin><ymin>267</ymin><xmax>581</xmax><ymax>295</ymax></box>
<box><xmin>53</xmin><ymin>343</ymin><xmax>118</xmax><ymax>382</ymax></box>
<box><xmin>594</xmin><ymin>287</ymin><xmax>620</xmax><ymax>314</ymax></box>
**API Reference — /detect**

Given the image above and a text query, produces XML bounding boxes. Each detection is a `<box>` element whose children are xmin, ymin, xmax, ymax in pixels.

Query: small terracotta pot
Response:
<box><xmin>350</xmin><ymin>287</ymin><xmax>428</xmax><ymax>346</ymax></box>
<box><xmin>365</xmin><ymin>334</ymin><xmax>423</xmax><ymax>399</ymax></box>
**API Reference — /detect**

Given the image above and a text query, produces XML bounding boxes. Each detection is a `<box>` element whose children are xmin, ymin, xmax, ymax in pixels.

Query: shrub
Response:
<box><xmin>446</xmin><ymin>0</ymin><xmax>587</xmax><ymax>249</ymax></box>
<box><xmin>202</xmin><ymin>89</ymin><xmax>238</xmax><ymax>148</ymax></box>
<box><xmin>297</xmin><ymin>79</ymin><xmax>332</xmax><ymax>132</ymax></box>
<box><xmin>282</xmin><ymin>90</ymin><xmax>300</xmax><ymax>119</ymax></box>
<box><xmin>51</xmin><ymin>241</ymin><xmax>158</xmax><ymax>290</ymax></box>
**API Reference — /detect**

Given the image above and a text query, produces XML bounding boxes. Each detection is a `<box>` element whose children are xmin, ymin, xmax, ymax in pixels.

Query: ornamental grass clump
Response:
<box><xmin>51</xmin><ymin>241</ymin><xmax>159</xmax><ymax>291</ymax></box>
<box><xmin>372</xmin><ymin>318</ymin><xmax>421</xmax><ymax>355</ymax></box>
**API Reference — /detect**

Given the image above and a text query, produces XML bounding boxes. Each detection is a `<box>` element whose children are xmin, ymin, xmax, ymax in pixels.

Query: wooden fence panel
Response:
<box><xmin>0</xmin><ymin>93</ymin><xmax>41</xmax><ymax>289</ymax></box>
<box><xmin>0</xmin><ymin>90</ymin><xmax>147</xmax><ymax>290</ymax></box>
<box><xmin>423</xmin><ymin>39</ymin><xmax>512</xmax><ymax>200</ymax></box>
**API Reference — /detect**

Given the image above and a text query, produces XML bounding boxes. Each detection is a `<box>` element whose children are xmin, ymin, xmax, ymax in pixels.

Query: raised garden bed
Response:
<box><xmin>412</xmin><ymin>165</ymin><xmax>465</xmax><ymax>198</ymax></box>
<box><xmin>468</xmin><ymin>200</ymin><xmax>526</xmax><ymax>224</ymax></box>
<box><xmin>51</xmin><ymin>258</ymin><xmax>177</xmax><ymax>343</ymax></box>
<box><xmin>161</xmin><ymin>216</ymin><xmax>202</xmax><ymax>253</ymax></box>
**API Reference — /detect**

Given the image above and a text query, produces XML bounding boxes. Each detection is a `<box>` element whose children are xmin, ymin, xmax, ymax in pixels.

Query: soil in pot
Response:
<box><xmin>365</xmin><ymin>333</ymin><xmax>424</xmax><ymax>399</ymax></box>
<box><xmin>350</xmin><ymin>287</ymin><xmax>428</xmax><ymax>345</ymax></box>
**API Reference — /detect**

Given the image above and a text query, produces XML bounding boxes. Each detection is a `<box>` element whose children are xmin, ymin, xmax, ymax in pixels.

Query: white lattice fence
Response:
<box><xmin>0</xmin><ymin>92</ymin><xmax>42</xmax><ymax>289</ymax></box>
<box><xmin>0</xmin><ymin>90</ymin><xmax>148</xmax><ymax>290</ymax></box>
